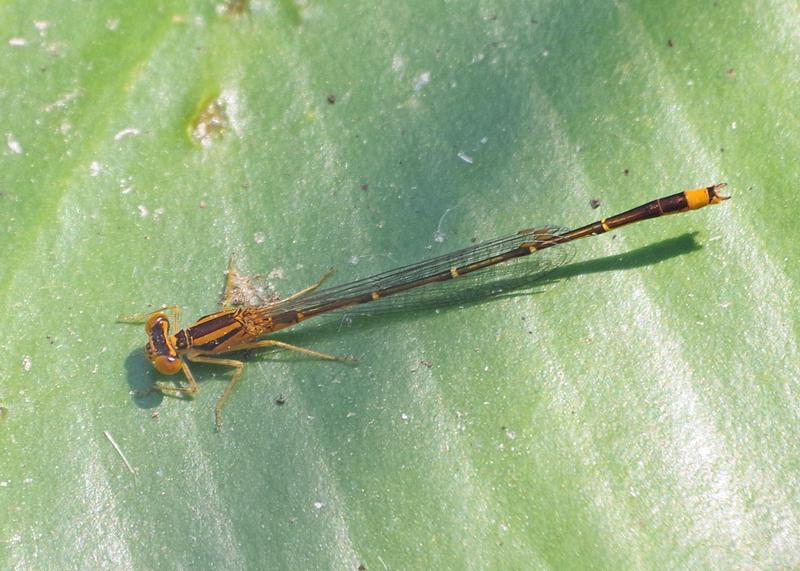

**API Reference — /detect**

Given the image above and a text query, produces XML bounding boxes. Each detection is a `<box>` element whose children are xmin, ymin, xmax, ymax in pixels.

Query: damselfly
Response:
<box><xmin>123</xmin><ymin>184</ymin><xmax>729</xmax><ymax>429</ymax></box>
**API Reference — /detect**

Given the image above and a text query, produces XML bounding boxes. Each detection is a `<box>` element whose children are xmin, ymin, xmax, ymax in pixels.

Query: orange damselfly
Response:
<box><xmin>123</xmin><ymin>184</ymin><xmax>729</xmax><ymax>429</ymax></box>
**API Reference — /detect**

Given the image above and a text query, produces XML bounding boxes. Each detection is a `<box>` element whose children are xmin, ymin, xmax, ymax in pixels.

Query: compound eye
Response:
<box><xmin>154</xmin><ymin>355</ymin><xmax>182</xmax><ymax>375</ymax></box>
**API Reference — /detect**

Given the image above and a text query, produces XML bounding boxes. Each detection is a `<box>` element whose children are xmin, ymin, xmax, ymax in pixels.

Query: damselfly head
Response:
<box><xmin>144</xmin><ymin>312</ymin><xmax>182</xmax><ymax>375</ymax></box>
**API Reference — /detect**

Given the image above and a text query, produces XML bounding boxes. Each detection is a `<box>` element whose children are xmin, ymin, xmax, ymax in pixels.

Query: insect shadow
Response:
<box><xmin>282</xmin><ymin>231</ymin><xmax>703</xmax><ymax>343</ymax></box>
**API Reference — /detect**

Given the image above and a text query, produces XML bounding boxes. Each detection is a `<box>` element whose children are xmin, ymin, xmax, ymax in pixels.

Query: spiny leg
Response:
<box><xmin>166</xmin><ymin>304</ymin><xmax>180</xmax><ymax>331</ymax></box>
<box><xmin>151</xmin><ymin>360</ymin><xmax>198</xmax><ymax>398</ymax></box>
<box><xmin>206</xmin><ymin>339</ymin><xmax>353</xmax><ymax>430</ymax></box>
<box><xmin>221</xmin><ymin>255</ymin><xmax>244</xmax><ymax>308</ymax></box>
<box><xmin>234</xmin><ymin>339</ymin><xmax>353</xmax><ymax>363</ymax></box>
<box><xmin>117</xmin><ymin>304</ymin><xmax>181</xmax><ymax>325</ymax></box>
<box><xmin>280</xmin><ymin>268</ymin><xmax>336</xmax><ymax>303</ymax></box>
<box><xmin>186</xmin><ymin>353</ymin><xmax>245</xmax><ymax>431</ymax></box>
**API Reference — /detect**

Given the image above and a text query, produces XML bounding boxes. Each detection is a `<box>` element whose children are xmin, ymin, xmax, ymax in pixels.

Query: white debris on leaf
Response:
<box><xmin>114</xmin><ymin>127</ymin><xmax>140</xmax><ymax>141</ymax></box>
<box><xmin>6</xmin><ymin>134</ymin><xmax>22</xmax><ymax>154</ymax></box>
<box><xmin>413</xmin><ymin>71</ymin><xmax>430</xmax><ymax>91</ymax></box>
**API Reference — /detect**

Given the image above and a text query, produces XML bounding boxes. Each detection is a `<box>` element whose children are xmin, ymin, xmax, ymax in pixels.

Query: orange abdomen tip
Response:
<box><xmin>685</xmin><ymin>183</ymin><xmax>730</xmax><ymax>210</ymax></box>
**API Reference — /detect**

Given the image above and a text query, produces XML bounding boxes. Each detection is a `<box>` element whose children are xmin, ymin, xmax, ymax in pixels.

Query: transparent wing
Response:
<box><xmin>258</xmin><ymin>225</ymin><xmax>574</xmax><ymax>318</ymax></box>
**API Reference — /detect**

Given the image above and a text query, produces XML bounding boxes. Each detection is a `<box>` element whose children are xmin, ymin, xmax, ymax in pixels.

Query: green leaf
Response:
<box><xmin>2</xmin><ymin>0</ymin><xmax>798</xmax><ymax>568</ymax></box>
